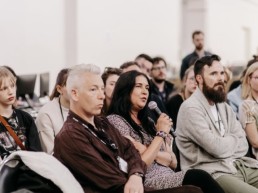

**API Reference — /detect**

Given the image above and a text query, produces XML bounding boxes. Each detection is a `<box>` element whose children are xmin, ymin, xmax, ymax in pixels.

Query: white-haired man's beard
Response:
<box><xmin>202</xmin><ymin>80</ymin><xmax>226</xmax><ymax>103</ymax></box>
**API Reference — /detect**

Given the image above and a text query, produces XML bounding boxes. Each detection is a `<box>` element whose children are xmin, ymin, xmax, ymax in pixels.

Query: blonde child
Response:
<box><xmin>0</xmin><ymin>67</ymin><xmax>41</xmax><ymax>161</ymax></box>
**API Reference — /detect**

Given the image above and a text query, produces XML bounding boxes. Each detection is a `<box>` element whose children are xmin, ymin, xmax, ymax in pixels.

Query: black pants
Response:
<box><xmin>183</xmin><ymin>169</ymin><xmax>225</xmax><ymax>193</ymax></box>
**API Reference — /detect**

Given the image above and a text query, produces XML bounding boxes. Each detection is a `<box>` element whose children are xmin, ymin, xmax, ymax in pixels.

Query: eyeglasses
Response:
<box><xmin>151</xmin><ymin>66</ymin><xmax>166</xmax><ymax>71</ymax></box>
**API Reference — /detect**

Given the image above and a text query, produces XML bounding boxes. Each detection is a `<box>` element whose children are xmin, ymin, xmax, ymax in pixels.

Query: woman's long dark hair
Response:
<box><xmin>107</xmin><ymin>70</ymin><xmax>156</xmax><ymax>142</ymax></box>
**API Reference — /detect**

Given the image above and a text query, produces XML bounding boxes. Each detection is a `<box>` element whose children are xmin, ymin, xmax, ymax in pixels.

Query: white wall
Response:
<box><xmin>181</xmin><ymin>0</ymin><xmax>207</xmax><ymax>56</ymax></box>
<box><xmin>206</xmin><ymin>0</ymin><xmax>258</xmax><ymax>66</ymax></box>
<box><xmin>77</xmin><ymin>0</ymin><xmax>182</xmax><ymax>73</ymax></box>
<box><xmin>0</xmin><ymin>0</ymin><xmax>183</xmax><ymax>89</ymax></box>
<box><xmin>1</xmin><ymin>0</ymin><xmax>258</xmax><ymax>90</ymax></box>
<box><xmin>0</xmin><ymin>0</ymin><xmax>66</xmax><ymax>94</ymax></box>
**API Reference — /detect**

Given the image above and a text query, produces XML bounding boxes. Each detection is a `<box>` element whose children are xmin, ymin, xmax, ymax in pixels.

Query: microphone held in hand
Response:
<box><xmin>148</xmin><ymin>101</ymin><xmax>177</xmax><ymax>138</ymax></box>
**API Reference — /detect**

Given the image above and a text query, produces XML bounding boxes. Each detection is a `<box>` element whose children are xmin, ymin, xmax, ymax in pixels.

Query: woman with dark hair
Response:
<box><xmin>101</xmin><ymin>67</ymin><xmax>122</xmax><ymax>115</ymax></box>
<box><xmin>107</xmin><ymin>71</ymin><xmax>224</xmax><ymax>193</ymax></box>
<box><xmin>36</xmin><ymin>68</ymin><xmax>70</xmax><ymax>154</ymax></box>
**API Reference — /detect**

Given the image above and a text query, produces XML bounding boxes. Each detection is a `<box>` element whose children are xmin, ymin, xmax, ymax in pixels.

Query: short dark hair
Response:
<box><xmin>194</xmin><ymin>54</ymin><xmax>221</xmax><ymax>77</ymax></box>
<box><xmin>120</xmin><ymin>61</ymin><xmax>140</xmax><ymax>70</ymax></box>
<box><xmin>101</xmin><ymin>67</ymin><xmax>122</xmax><ymax>86</ymax></box>
<box><xmin>135</xmin><ymin>53</ymin><xmax>154</xmax><ymax>64</ymax></box>
<box><xmin>152</xmin><ymin>57</ymin><xmax>167</xmax><ymax>68</ymax></box>
<box><xmin>192</xmin><ymin>30</ymin><xmax>204</xmax><ymax>39</ymax></box>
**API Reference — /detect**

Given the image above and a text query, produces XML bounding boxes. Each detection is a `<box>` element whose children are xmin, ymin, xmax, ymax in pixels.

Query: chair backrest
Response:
<box><xmin>0</xmin><ymin>158</ymin><xmax>62</xmax><ymax>193</ymax></box>
<box><xmin>0</xmin><ymin>159</ymin><xmax>21</xmax><ymax>193</ymax></box>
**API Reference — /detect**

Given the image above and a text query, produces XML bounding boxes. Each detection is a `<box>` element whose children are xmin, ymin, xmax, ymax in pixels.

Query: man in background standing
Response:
<box><xmin>180</xmin><ymin>30</ymin><xmax>211</xmax><ymax>80</ymax></box>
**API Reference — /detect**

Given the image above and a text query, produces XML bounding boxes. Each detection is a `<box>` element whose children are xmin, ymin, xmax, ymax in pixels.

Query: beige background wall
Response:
<box><xmin>0</xmin><ymin>0</ymin><xmax>258</xmax><ymax>94</ymax></box>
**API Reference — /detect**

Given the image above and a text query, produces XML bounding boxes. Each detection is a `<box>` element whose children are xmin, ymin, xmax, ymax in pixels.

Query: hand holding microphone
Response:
<box><xmin>155</xmin><ymin>113</ymin><xmax>172</xmax><ymax>134</ymax></box>
<box><xmin>148</xmin><ymin>101</ymin><xmax>177</xmax><ymax>138</ymax></box>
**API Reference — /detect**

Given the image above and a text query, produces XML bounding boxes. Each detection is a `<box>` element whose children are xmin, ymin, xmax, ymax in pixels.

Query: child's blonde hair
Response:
<box><xmin>0</xmin><ymin>66</ymin><xmax>17</xmax><ymax>88</ymax></box>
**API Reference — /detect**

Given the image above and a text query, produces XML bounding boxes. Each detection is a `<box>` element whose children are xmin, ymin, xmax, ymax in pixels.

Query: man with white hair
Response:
<box><xmin>53</xmin><ymin>64</ymin><xmax>203</xmax><ymax>193</ymax></box>
<box><xmin>53</xmin><ymin>64</ymin><xmax>146</xmax><ymax>193</ymax></box>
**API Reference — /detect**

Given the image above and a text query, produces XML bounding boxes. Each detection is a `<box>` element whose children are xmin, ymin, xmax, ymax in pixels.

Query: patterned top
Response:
<box><xmin>0</xmin><ymin>111</ymin><xmax>26</xmax><ymax>156</ymax></box>
<box><xmin>0</xmin><ymin>109</ymin><xmax>42</xmax><ymax>160</ymax></box>
<box><xmin>107</xmin><ymin>114</ymin><xmax>185</xmax><ymax>190</ymax></box>
<box><xmin>239</xmin><ymin>99</ymin><xmax>258</xmax><ymax>159</ymax></box>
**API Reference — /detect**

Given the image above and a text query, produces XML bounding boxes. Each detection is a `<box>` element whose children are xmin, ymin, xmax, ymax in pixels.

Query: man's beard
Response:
<box><xmin>203</xmin><ymin>80</ymin><xmax>226</xmax><ymax>103</ymax></box>
<box><xmin>196</xmin><ymin>44</ymin><xmax>203</xmax><ymax>51</ymax></box>
<box><xmin>153</xmin><ymin>78</ymin><xmax>165</xmax><ymax>84</ymax></box>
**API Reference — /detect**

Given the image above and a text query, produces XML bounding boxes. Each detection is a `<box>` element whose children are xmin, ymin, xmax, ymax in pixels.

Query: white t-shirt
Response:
<box><xmin>210</xmin><ymin>104</ymin><xmax>225</xmax><ymax>136</ymax></box>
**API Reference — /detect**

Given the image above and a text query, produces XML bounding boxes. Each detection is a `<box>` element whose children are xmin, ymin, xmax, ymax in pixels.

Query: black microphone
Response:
<box><xmin>148</xmin><ymin>101</ymin><xmax>177</xmax><ymax>138</ymax></box>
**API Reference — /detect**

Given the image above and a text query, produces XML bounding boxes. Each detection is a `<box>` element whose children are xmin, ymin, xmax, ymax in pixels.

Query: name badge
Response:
<box><xmin>117</xmin><ymin>156</ymin><xmax>128</xmax><ymax>173</ymax></box>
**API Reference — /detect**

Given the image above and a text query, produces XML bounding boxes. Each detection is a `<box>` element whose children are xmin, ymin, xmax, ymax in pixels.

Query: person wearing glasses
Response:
<box><xmin>36</xmin><ymin>68</ymin><xmax>70</xmax><ymax>154</ymax></box>
<box><xmin>239</xmin><ymin>62</ymin><xmax>258</xmax><ymax>159</ymax></box>
<box><xmin>150</xmin><ymin>57</ymin><xmax>175</xmax><ymax>107</ymax></box>
<box><xmin>53</xmin><ymin>64</ymin><xmax>205</xmax><ymax>193</ymax></box>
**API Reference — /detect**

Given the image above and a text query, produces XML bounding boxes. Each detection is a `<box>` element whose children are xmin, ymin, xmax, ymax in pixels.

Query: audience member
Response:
<box><xmin>223</xmin><ymin>66</ymin><xmax>232</xmax><ymax>86</ymax></box>
<box><xmin>107</xmin><ymin>70</ymin><xmax>224</xmax><ymax>193</ymax></box>
<box><xmin>120</xmin><ymin>61</ymin><xmax>141</xmax><ymax>73</ymax></box>
<box><xmin>54</xmin><ymin>64</ymin><xmax>205</xmax><ymax>193</ymax></box>
<box><xmin>176</xmin><ymin>55</ymin><xmax>258</xmax><ymax>193</ymax></box>
<box><xmin>239</xmin><ymin>62</ymin><xmax>258</xmax><ymax>159</ymax></box>
<box><xmin>119</xmin><ymin>60</ymin><xmax>167</xmax><ymax>118</ymax></box>
<box><xmin>2</xmin><ymin>65</ymin><xmax>17</xmax><ymax>77</ymax></box>
<box><xmin>101</xmin><ymin>67</ymin><xmax>122</xmax><ymax>115</ymax></box>
<box><xmin>166</xmin><ymin>66</ymin><xmax>197</xmax><ymax>128</ymax></box>
<box><xmin>180</xmin><ymin>30</ymin><xmax>211</xmax><ymax>80</ymax></box>
<box><xmin>227</xmin><ymin>55</ymin><xmax>258</xmax><ymax>117</ymax></box>
<box><xmin>36</xmin><ymin>68</ymin><xmax>70</xmax><ymax>154</ymax></box>
<box><xmin>228</xmin><ymin>55</ymin><xmax>258</xmax><ymax>92</ymax></box>
<box><xmin>150</xmin><ymin>57</ymin><xmax>175</xmax><ymax>105</ymax></box>
<box><xmin>135</xmin><ymin>53</ymin><xmax>154</xmax><ymax>77</ymax></box>
<box><xmin>2</xmin><ymin>66</ymin><xmax>19</xmax><ymax>108</ymax></box>
<box><xmin>222</xmin><ymin>66</ymin><xmax>233</xmax><ymax>94</ymax></box>
<box><xmin>0</xmin><ymin>67</ymin><xmax>42</xmax><ymax>161</ymax></box>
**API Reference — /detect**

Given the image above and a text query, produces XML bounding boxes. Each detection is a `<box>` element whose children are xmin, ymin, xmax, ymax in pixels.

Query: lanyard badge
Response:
<box><xmin>117</xmin><ymin>156</ymin><xmax>128</xmax><ymax>173</ymax></box>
